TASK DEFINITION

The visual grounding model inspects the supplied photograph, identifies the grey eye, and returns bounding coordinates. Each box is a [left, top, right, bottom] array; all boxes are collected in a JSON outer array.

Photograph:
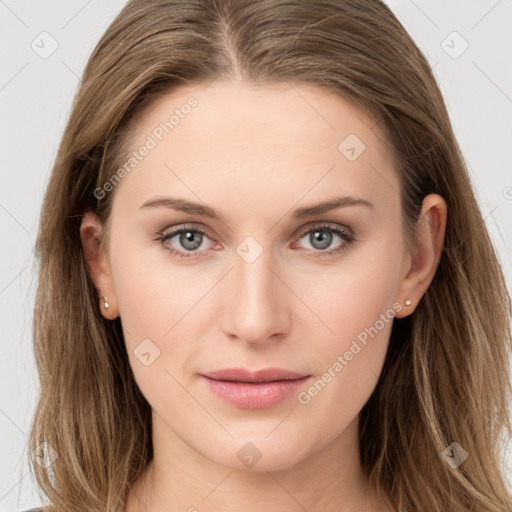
[[177, 230, 203, 251], [308, 230, 333, 250]]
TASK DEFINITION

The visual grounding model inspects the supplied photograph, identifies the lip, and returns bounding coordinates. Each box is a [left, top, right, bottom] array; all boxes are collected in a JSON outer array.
[[201, 367, 312, 409]]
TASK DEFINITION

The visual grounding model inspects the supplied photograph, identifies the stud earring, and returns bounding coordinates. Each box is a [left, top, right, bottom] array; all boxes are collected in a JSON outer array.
[[405, 299, 411, 306], [103, 296, 110, 309]]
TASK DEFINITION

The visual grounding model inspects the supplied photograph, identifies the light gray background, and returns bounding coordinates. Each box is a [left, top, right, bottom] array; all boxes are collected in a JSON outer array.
[[1, 1, 511, 510]]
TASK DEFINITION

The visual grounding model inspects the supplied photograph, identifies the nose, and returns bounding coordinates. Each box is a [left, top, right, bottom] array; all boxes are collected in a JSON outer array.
[[220, 246, 291, 346]]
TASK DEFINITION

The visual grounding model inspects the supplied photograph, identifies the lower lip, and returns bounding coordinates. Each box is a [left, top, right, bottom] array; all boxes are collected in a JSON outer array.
[[202, 376, 311, 409]]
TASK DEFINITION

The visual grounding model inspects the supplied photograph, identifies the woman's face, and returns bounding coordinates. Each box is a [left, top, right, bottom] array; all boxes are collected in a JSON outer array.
[[86, 80, 422, 472]]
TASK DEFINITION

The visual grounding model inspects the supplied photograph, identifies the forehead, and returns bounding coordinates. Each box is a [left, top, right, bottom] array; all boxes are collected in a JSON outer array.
[[112, 80, 400, 220], [132, 79, 382, 154]]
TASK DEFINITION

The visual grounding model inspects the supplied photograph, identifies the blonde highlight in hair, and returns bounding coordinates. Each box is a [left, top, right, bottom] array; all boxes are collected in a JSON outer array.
[[29, 1, 512, 511]]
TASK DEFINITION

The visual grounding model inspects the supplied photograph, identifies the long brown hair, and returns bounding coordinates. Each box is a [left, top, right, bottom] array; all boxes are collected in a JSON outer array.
[[28, 0, 512, 510]]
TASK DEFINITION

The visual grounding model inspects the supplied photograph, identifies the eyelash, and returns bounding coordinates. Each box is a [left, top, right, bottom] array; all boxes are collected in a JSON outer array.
[[153, 223, 356, 259]]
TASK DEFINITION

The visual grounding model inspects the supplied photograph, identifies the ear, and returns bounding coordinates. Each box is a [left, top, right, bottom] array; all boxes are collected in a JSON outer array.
[[394, 194, 447, 319], [80, 211, 119, 320]]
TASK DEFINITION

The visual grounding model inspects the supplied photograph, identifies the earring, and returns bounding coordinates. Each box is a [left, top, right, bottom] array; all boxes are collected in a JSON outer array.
[[103, 296, 110, 309], [405, 298, 411, 306]]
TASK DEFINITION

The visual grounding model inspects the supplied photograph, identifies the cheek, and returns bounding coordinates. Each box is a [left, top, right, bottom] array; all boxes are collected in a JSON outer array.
[[305, 228, 403, 341], [108, 227, 216, 398], [109, 245, 199, 405], [296, 231, 402, 410], [108, 222, 205, 337]]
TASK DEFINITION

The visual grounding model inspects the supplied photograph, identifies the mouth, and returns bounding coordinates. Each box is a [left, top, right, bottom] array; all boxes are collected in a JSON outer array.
[[200, 367, 312, 409]]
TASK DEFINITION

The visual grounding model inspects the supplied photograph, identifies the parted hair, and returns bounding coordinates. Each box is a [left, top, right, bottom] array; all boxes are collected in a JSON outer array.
[[28, 1, 512, 511]]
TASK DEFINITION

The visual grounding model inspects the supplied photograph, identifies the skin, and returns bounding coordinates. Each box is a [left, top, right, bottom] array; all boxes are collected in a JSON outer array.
[[80, 80, 447, 512]]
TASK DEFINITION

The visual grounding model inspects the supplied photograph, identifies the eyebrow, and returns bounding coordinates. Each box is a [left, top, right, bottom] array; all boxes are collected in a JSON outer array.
[[139, 195, 374, 221]]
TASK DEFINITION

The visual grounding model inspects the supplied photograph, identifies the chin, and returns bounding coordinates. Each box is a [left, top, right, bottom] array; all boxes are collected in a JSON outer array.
[[203, 432, 314, 473]]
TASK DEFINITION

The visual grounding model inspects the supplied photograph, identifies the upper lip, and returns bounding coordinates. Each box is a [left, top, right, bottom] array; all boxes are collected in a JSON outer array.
[[201, 367, 309, 383]]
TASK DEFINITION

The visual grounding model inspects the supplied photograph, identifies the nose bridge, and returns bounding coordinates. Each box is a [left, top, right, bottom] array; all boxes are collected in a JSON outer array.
[[236, 247, 275, 302], [221, 236, 288, 342]]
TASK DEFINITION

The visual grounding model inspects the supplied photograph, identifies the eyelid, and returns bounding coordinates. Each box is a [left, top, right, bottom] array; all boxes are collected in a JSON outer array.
[[155, 220, 355, 258], [295, 221, 353, 239], [159, 222, 216, 243], [154, 223, 218, 259], [158, 220, 353, 239]]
